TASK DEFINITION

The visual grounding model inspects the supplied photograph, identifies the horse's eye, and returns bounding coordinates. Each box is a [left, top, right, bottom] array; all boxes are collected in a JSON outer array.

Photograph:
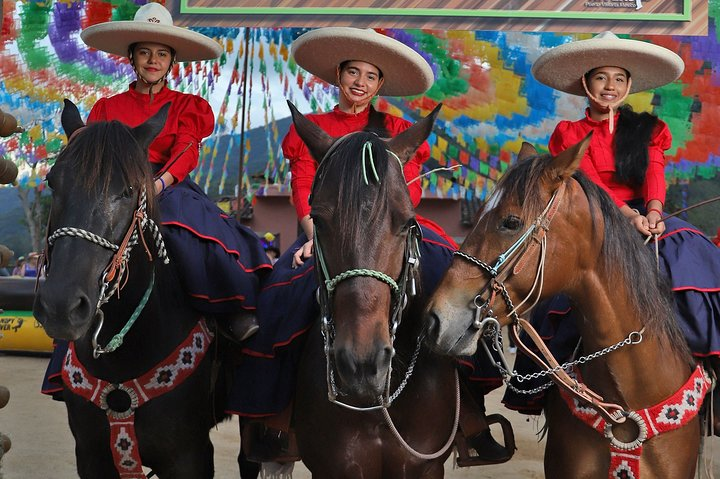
[[500, 215, 523, 232], [119, 186, 134, 199]]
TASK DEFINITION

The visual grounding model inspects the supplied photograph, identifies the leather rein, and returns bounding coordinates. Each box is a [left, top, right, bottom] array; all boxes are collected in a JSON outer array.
[[453, 180, 641, 426]]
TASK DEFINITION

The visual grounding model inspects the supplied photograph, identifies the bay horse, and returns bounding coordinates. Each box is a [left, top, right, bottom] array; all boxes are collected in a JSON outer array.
[[33, 100, 227, 479], [288, 102, 459, 478], [424, 135, 711, 478]]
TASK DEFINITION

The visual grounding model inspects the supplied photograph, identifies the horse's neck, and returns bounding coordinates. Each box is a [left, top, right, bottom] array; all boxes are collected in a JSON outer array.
[[573, 271, 690, 406]]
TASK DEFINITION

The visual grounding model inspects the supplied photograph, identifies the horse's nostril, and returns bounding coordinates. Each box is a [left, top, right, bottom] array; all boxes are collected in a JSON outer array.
[[74, 294, 92, 323], [425, 311, 440, 341]]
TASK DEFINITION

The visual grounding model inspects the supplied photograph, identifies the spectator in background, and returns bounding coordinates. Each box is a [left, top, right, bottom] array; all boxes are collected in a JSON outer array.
[[11, 256, 24, 277], [0, 245, 12, 276], [21, 252, 43, 279]]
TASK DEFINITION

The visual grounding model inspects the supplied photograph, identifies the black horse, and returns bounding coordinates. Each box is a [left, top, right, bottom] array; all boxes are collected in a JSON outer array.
[[34, 100, 228, 479]]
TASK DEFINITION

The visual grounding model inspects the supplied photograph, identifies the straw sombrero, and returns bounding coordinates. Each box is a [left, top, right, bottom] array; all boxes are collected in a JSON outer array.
[[81, 2, 222, 62], [291, 27, 434, 97], [532, 31, 684, 96]]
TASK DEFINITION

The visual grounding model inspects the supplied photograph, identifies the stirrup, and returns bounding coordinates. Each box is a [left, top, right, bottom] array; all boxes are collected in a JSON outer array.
[[242, 422, 301, 464], [454, 413, 516, 467]]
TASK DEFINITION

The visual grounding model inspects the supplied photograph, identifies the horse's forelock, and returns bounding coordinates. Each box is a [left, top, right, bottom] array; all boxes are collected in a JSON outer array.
[[61, 121, 153, 202], [495, 153, 552, 226], [315, 133, 397, 252]]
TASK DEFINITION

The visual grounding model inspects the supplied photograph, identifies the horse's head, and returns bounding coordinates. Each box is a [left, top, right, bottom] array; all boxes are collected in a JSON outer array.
[[289, 101, 440, 402], [425, 134, 595, 356], [34, 99, 168, 340]]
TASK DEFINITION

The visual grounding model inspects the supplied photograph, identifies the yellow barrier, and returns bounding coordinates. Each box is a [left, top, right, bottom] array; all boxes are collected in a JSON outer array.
[[0, 311, 53, 354]]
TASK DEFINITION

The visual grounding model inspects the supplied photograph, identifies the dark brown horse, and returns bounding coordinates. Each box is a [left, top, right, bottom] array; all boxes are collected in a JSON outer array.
[[288, 103, 459, 478], [425, 136, 710, 478], [33, 100, 228, 478]]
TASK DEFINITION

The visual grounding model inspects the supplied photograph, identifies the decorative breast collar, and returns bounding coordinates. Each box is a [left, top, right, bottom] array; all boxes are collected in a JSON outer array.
[[560, 364, 711, 479], [62, 320, 214, 479]]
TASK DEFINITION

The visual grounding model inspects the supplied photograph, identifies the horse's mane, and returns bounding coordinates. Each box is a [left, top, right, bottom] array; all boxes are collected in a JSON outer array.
[[59, 120, 156, 214], [499, 154, 691, 358], [312, 132, 400, 253]]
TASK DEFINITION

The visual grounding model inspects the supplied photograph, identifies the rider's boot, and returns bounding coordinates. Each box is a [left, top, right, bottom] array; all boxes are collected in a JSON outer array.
[[241, 402, 300, 464], [455, 380, 515, 466], [214, 310, 259, 344]]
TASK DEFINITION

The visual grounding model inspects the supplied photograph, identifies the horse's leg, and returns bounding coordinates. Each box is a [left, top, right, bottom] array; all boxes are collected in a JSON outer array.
[[543, 390, 609, 479], [238, 434, 260, 479]]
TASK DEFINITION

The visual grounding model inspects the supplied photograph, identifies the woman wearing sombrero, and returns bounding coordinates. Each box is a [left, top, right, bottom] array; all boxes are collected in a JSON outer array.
[[41, 2, 272, 400], [234, 27, 508, 465], [80, 2, 271, 341], [504, 31, 720, 434]]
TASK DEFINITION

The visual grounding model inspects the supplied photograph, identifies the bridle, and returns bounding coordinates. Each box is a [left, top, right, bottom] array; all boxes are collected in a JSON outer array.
[[309, 136, 460, 460], [454, 179, 644, 426], [314, 218, 422, 411], [45, 185, 169, 358]]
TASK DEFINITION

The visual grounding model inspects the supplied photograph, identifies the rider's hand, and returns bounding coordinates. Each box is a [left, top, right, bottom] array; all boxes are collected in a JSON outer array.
[[646, 210, 666, 235], [292, 238, 314, 268], [629, 213, 651, 236]]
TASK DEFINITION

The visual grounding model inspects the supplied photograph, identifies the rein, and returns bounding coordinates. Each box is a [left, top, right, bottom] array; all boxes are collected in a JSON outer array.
[[454, 180, 639, 426], [45, 186, 169, 357]]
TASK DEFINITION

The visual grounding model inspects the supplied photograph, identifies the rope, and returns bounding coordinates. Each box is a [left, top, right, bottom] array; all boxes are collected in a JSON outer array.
[[361, 141, 380, 185], [48, 227, 119, 251], [94, 272, 155, 355], [325, 268, 399, 296], [382, 369, 460, 460]]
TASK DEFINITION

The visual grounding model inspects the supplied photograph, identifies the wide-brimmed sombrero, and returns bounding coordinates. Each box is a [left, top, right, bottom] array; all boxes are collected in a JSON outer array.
[[532, 31, 684, 96], [81, 2, 222, 62], [291, 27, 434, 97]]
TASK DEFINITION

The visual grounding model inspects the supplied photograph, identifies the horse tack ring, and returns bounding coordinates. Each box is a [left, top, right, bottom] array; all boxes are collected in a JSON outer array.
[[99, 383, 139, 420], [603, 410, 648, 451]]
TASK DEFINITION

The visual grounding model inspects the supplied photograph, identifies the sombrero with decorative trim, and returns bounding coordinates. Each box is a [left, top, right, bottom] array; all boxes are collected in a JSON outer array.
[[291, 27, 434, 97], [81, 2, 222, 62], [532, 31, 684, 96]]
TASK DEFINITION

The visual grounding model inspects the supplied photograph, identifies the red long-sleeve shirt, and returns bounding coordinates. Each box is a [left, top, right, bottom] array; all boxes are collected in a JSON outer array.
[[548, 108, 671, 208], [282, 106, 428, 220], [88, 83, 214, 182]]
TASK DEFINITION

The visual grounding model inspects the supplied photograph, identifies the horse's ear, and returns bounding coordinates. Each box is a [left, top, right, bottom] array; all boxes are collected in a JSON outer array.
[[517, 141, 537, 162], [132, 102, 171, 151], [546, 131, 592, 184], [287, 101, 335, 163], [387, 103, 442, 164], [61, 99, 85, 139]]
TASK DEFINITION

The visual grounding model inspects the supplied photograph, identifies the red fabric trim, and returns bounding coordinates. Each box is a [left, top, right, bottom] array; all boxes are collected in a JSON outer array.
[[161, 221, 272, 273], [189, 292, 248, 303], [672, 285, 720, 293], [260, 266, 316, 292], [61, 321, 214, 477], [421, 237, 457, 250], [240, 326, 313, 358], [654, 227, 707, 242]]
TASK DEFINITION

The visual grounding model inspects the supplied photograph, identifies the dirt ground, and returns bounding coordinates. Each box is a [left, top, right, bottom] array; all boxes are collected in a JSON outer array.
[[0, 353, 717, 478]]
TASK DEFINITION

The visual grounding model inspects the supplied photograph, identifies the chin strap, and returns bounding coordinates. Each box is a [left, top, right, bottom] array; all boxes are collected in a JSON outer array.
[[582, 76, 632, 133]]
